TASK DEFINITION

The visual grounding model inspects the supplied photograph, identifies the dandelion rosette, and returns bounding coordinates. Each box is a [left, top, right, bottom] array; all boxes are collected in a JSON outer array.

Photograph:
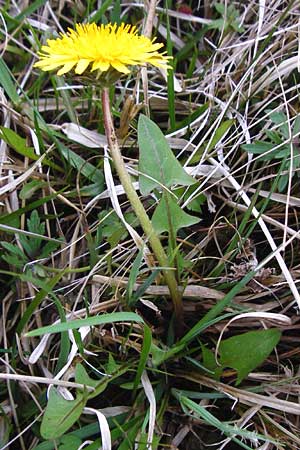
[[34, 22, 171, 79]]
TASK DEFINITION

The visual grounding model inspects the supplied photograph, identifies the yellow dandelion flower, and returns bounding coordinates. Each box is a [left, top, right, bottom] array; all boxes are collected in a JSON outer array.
[[34, 22, 172, 77]]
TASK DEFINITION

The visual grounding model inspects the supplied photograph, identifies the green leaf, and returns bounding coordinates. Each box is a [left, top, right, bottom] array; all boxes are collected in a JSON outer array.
[[1, 253, 26, 269], [59, 143, 104, 185], [75, 182, 104, 197], [138, 115, 195, 195], [265, 129, 282, 144], [27, 209, 44, 232], [19, 209, 59, 259], [34, 416, 142, 450], [152, 193, 200, 234], [0, 58, 20, 104], [219, 328, 281, 385], [243, 141, 290, 161], [106, 353, 119, 374], [215, 2, 226, 14], [25, 312, 144, 337], [19, 180, 47, 200], [242, 141, 275, 154], [272, 146, 290, 159], [76, 362, 129, 399], [181, 185, 206, 213], [40, 388, 86, 440], [75, 364, 100, 392], [58, 435, 82, 450], [0, 126, 35, 156], [1, 241, 28, 269], [0, 126, 60, 170], [1, 241, 27, 259], [201, 345, 223, 380], [39, 240, 62, 259], [212, 4, 245, 33], [20, 210, 45, 257], [269, 111, 289, 139]]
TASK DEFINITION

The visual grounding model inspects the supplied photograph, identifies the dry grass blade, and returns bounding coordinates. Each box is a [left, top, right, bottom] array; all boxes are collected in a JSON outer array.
[[92, 274, 225, 299], [0, 373, 95, 392], [180, 373, 300, 416]]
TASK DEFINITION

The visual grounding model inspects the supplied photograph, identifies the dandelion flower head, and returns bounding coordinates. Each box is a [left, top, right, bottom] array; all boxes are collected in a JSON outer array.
[[34, 22, 171, 77]]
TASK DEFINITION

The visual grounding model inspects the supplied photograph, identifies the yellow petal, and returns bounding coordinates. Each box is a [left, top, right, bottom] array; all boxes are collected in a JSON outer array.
[[111, 62, 130, 74], [57, 61, 77, 75], [75, 59, 91, 74], [91, 60, 110, 72]]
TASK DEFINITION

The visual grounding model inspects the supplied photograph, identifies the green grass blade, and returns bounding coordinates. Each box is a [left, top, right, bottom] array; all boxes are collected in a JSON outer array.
[[17, 270, 67, 334], [178, 271, 256, 346], [88, 0, 114, 23], [177, 395, 278, 448], [133, 324, 152, 390], [0, 58, 20, 104], [50, 294, 71, 375], [25, 312, 144, 337]]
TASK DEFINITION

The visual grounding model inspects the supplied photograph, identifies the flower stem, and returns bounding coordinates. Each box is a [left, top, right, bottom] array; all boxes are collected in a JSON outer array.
[[101, 87, 183, 333]]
